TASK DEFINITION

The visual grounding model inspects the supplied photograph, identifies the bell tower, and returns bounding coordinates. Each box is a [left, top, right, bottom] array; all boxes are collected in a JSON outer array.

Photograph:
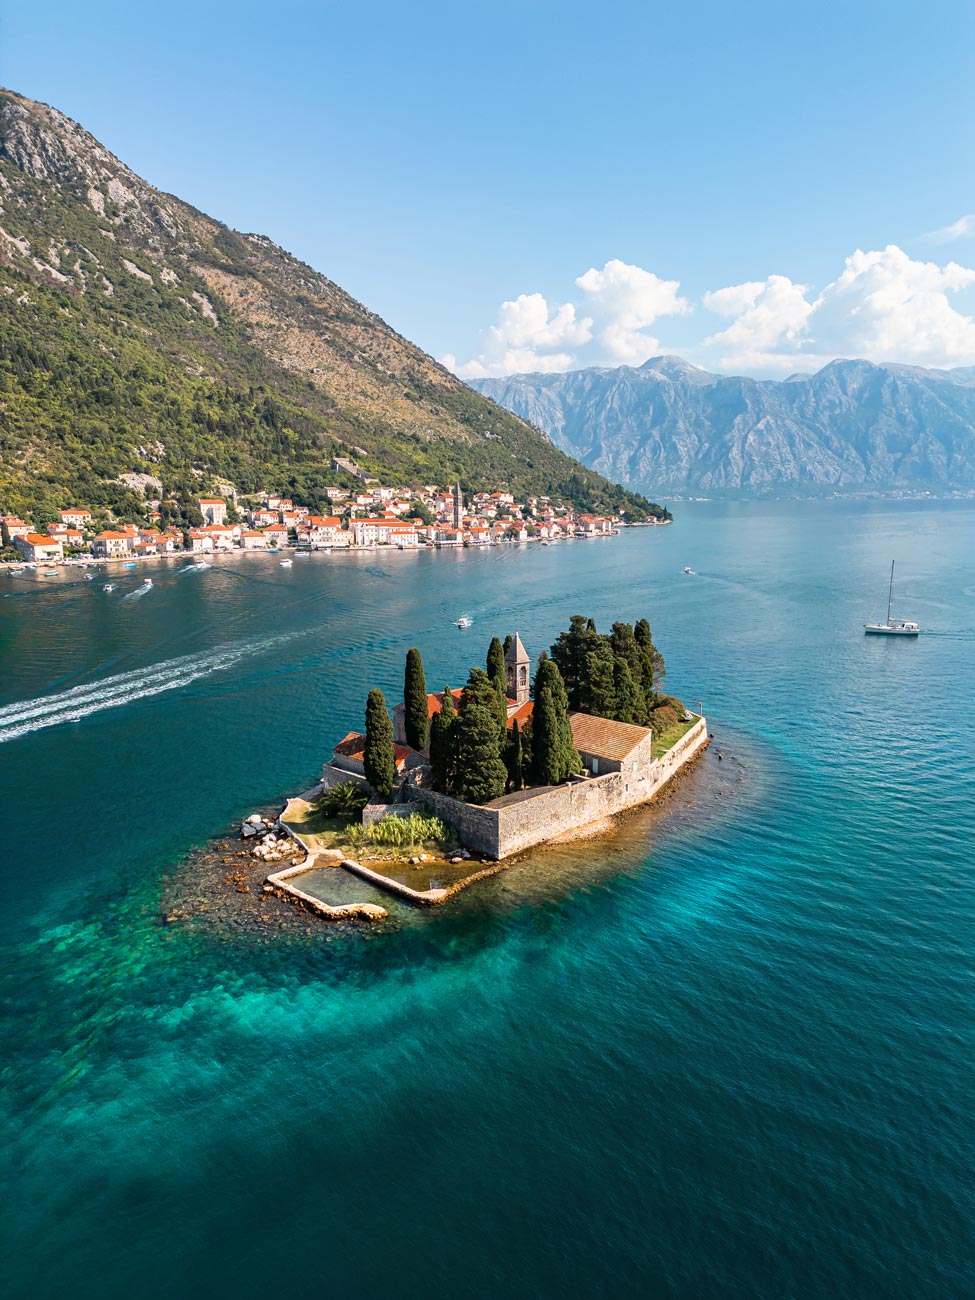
[[504, 633, 531, 706]]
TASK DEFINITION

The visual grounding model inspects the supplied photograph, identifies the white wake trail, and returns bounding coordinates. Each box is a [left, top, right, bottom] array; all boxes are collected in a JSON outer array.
[[0, 639, 280, 744]]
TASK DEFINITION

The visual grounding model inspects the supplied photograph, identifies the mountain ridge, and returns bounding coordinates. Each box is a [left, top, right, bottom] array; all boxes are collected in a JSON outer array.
[[470, 356, 975, 496], [0, 88, 663, 522]]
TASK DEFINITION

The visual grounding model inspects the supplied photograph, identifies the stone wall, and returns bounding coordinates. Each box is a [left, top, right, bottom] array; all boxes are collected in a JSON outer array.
[[408, 717, 709, 859]]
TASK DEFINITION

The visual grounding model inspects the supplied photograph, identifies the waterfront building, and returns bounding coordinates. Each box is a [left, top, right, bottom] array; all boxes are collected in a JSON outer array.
[[14, 533, 65, 563], [92, 530, 132, 559]]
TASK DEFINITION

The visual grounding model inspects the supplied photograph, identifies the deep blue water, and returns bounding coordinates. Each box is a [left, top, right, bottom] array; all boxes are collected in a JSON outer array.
[[1, 501, 973, 1299]]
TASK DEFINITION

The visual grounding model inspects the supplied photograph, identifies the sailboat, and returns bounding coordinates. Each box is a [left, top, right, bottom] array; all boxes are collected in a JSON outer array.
[[864, 562, 920, 637]]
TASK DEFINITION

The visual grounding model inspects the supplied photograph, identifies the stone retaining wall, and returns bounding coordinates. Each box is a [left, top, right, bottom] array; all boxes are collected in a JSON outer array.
[[409, 716, 709, 859], [264, 861, 387, 922]]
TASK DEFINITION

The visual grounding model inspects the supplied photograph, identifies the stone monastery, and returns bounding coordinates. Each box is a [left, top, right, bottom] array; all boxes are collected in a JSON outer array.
[[324, 635, 709, 860]]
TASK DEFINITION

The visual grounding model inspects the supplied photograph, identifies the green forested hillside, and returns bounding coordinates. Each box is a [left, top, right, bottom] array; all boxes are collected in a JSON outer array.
[[0, 88, 668, 524]]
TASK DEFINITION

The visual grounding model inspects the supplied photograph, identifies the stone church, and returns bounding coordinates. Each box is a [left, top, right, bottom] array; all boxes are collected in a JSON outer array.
[[391, 633, 534, 751]]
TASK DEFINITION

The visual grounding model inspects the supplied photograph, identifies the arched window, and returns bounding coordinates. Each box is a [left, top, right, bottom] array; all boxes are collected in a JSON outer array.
[[519, 666, 527, 685]]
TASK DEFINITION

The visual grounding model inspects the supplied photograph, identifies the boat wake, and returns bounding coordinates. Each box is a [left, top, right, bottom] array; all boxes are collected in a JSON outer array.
[[0, 643, 264, 744]]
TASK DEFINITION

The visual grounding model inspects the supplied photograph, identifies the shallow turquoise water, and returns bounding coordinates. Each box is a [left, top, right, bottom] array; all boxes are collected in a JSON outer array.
[[1, 502, 973, 1299]]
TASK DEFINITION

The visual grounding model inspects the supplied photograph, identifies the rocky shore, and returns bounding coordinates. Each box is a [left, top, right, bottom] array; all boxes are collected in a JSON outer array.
[[157, 806, 371, 941]]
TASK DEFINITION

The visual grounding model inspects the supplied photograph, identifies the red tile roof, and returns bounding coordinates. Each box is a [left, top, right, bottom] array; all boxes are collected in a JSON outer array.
[[332, 731, 413, 768], [568, 713, 652, 760], [426, 689, 465, 719]]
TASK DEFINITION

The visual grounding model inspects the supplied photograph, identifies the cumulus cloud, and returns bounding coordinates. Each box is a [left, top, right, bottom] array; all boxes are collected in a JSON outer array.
[[574, 259, 690, 364], [443, 246, 975, 380], [700, 246, 975, 374], [444, 260, 688, 377], [702, 275, 814, 373], [923, 213, 975, 243], [444, 291, 592, 379]]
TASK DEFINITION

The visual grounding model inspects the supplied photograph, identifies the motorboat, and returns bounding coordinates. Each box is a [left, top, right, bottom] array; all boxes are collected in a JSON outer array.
[[84, 574, 94, 581], [684, 566, 693, 574], [279, 558, 293, 567], [864, 561, 920, 637], [103, 583, 116, 592], [456, 615, 473, 629]]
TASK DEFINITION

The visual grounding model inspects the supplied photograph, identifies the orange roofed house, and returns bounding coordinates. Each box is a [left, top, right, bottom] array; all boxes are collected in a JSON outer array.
[[14, 533, 65, 563], [330, 732, 426, 781], [91, 530, 131, 559]]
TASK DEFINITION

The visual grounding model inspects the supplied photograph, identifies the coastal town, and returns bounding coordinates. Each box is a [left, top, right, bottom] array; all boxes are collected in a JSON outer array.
[[1, 468, 668, 567]]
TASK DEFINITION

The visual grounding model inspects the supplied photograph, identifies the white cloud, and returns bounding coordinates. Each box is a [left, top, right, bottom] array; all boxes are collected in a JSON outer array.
[[444, 259, 688, 376], [811, 245, 975, 366], [444, 245, 975, 380], [702, 274, 814, 373], [923, 213, 975, 243], [575, 259, 690, 364], [443, 291, 591, 378], [699, 246, 975, 374]]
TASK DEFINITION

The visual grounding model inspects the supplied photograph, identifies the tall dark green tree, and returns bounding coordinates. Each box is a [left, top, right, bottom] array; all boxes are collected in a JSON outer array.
[[429, 685, 456, 793], [579, 639, 617, 717], [449, 669, 507, 804], [364, 688, 396, 799], [635, 616, 665, 701], [550, 614, 599, 710], [505, 718, 524, 792], [609, 622, 650, 724], [403, 646, 429, 751], [531, 657, 581, 785], [487, 636, 507, 703], [612, 657, 643, 724]]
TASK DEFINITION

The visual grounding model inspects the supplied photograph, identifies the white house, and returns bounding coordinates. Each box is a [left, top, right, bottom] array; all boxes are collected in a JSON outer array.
[[198, 497, 227, 525], [92, 530, 132, 559], [14, 533, 65, 563]]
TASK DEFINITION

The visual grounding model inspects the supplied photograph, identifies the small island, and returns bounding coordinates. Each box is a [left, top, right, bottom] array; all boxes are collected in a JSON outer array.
[[262, 617, 708, 919]]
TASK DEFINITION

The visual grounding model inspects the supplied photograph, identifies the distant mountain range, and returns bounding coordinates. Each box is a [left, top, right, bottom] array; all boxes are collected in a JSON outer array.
[[0, 88, 660, 522], [470, 356, 975, 496]]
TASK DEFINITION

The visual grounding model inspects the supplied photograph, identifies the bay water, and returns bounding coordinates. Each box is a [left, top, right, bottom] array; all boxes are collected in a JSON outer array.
[[1, 501, 973, 1299]]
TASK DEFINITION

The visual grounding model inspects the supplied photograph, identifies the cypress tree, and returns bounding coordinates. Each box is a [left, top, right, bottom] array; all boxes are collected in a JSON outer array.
[[550, 614, 596, 710], [613, 657, 643, 724], [579, 639, 617, 717], [429, 685, 456, 792], [505, 718, 524, 791], [635, 617, 665, 705], [403, 647, 429, 751], [364, 688, 396, 799], [464, 666, 506, 737], [487, 636, 508, 709], [449, 671, 507, 804], [531, 658, 581, 785], [531, 684, 560, 786]]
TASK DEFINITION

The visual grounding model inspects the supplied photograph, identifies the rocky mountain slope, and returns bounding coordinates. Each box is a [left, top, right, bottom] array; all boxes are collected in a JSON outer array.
[[471, 356, 975, 496], [0, 88, 662, 521]]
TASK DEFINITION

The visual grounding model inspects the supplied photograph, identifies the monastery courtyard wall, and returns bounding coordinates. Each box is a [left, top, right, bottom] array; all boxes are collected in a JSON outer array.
[[410, 716, 709, 859]]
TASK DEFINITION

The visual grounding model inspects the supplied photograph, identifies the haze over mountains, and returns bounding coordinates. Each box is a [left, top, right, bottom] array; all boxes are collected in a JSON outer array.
[[0, 88, 659, 521], [471, 357, 975, 496]]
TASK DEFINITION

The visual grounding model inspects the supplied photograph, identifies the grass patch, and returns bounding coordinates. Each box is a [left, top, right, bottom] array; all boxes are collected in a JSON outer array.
[[651, 716, 698, 760]]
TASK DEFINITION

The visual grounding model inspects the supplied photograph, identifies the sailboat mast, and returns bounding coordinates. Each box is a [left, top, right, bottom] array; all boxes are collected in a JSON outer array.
[[887, 561, 894, 625]]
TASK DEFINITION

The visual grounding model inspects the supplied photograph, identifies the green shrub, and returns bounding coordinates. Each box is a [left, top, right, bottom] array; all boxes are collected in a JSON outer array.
[[651, 704, 680, 736], [319, 781, 370, 819]]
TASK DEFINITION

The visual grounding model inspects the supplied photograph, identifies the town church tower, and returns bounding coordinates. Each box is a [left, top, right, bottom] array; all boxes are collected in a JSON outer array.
[[504, 633, 531, 706]]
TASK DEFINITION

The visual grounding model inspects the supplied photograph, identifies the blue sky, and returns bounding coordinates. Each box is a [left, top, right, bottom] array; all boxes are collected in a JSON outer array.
[[3, 0, 975, 376]]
